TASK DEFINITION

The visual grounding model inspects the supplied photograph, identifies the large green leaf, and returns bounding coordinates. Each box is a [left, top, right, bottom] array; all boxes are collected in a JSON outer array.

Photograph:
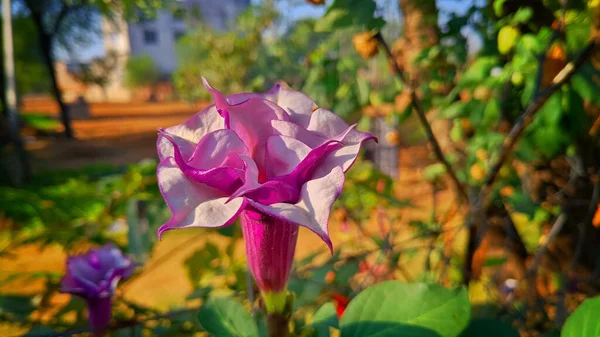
[[561, 296, 600, 337], [459, 318, 519, 337], [313, 302, 339, 337], [197, 297, 258, 337], [340, 282, 470, 337]]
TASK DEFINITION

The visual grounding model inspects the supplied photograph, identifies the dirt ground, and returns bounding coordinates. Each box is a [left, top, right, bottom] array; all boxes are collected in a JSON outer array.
[[0, 98, 460, 335]]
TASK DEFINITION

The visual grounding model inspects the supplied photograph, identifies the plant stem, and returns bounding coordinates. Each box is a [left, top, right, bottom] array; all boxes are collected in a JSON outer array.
[[374, 32, 469, 203], [267, 312, 290, 337]]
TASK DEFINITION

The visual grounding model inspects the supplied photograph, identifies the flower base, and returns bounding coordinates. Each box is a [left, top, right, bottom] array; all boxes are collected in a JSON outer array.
[[240, 209, 299, 294]]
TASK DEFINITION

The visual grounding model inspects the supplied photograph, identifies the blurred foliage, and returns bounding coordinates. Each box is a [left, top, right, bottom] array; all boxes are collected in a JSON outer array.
[[125, 54, 160, 89], [2, 0, 600, 336], [173, 4, 279, 100]]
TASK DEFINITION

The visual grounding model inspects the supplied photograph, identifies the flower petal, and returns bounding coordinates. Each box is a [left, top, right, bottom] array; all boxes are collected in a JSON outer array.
[[229, 154, 299, 205], [262, 83, 318, 128], [162, 132, 245, 193], [246, 166, 345, 252], [202, 78, 289, 157], [157, 105, 224, 160], [265, 135, 312, 178], [313, 129, 377, 179], [270, 120, 326, 148], [157, 157, 246, 238], [308, 108, 373, 143], [186, 129, 249, 169]]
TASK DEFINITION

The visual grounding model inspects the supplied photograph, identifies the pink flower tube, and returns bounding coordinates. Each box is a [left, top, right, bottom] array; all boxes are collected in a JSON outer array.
[[157, 79, 375, 312]]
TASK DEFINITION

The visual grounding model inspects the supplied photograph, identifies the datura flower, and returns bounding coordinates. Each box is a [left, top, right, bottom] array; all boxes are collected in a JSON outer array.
[[60, 244, 133, 333], [157, 79, 375, 312]]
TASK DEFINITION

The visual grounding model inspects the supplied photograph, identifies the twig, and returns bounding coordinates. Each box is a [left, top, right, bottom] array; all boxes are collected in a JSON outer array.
[[374, 32, 469, 202], [479, 41, 597, 200], [462, 41, 598, 284], [525, 214, 567, 281]]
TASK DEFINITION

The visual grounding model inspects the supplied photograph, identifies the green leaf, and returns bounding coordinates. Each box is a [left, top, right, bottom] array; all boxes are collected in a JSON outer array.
[[459, 318, 519, 337], [482, 98, 500, 128], [498, 26, 520, 55], [197, 297, 258, 337], [483, 256, 508, 267], [0, 295, 36, 321], [460, 57, 499, 86], [493, 0, 506, 16], [315, 0, 385, 32], [340, 282, 471, 337], [538, 92, 563, 125], [511, 7, 533, 24], [313, 302, 339, 337], [357, 115, 372, 132], [437, 101, 467, 119], [356, 77, 371, 106], [561, 296, 600, 337], [423, 163, 447, 182]]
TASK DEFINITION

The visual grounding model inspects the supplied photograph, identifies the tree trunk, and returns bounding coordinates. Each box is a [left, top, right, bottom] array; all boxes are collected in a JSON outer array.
[[2, 0, 30, 184], [24, 0, 74, 139], [39, 35, 73, 138], [396, 0, 441, 83]]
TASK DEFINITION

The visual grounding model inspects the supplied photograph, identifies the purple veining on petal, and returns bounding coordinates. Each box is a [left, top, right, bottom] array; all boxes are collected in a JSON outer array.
[[273, 139, 342, 187], [217, 108, 230, 129], [241, 180, 299, 205], [162, 132, 244, 194]]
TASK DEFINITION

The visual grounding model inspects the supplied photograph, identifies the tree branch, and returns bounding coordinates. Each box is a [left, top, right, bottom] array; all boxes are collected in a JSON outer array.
[[478, 41, 597, 201], [462, 40, 597, 285], [374, 32, 469, 202], [52, 3, 71, 36]]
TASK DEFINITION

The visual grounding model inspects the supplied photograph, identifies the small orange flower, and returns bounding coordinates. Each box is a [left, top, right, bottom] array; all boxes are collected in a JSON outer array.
[[592, 204, 600, 228], [352, 32, 379, 59], [500, 186, 514, 197], [470, 163, 486, 182], [325, 271, 336, 284]]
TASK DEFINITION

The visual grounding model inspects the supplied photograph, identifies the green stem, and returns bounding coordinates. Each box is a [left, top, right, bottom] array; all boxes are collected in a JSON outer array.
[[263, 291, 287, 314]]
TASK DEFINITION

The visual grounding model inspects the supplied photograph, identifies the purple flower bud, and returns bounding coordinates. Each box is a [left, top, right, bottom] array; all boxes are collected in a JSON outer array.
[[60, 244, 133, 333]]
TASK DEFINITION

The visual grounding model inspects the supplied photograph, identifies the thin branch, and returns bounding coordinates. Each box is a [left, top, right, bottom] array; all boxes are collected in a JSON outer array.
[[374, 32, 469, 202], [462, 41, 597, 285], [52, 3, 70, 36], [479, 41, 597, 201], [525, 214, 567, 281]]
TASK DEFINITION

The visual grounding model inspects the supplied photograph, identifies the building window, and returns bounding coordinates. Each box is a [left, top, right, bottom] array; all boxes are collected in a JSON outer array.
[[174, 30, 185, 41], [143, 29, 158, 45]]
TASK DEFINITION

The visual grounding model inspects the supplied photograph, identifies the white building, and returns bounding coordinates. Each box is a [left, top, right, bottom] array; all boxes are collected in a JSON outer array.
[[101, 0, 250, 101]]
